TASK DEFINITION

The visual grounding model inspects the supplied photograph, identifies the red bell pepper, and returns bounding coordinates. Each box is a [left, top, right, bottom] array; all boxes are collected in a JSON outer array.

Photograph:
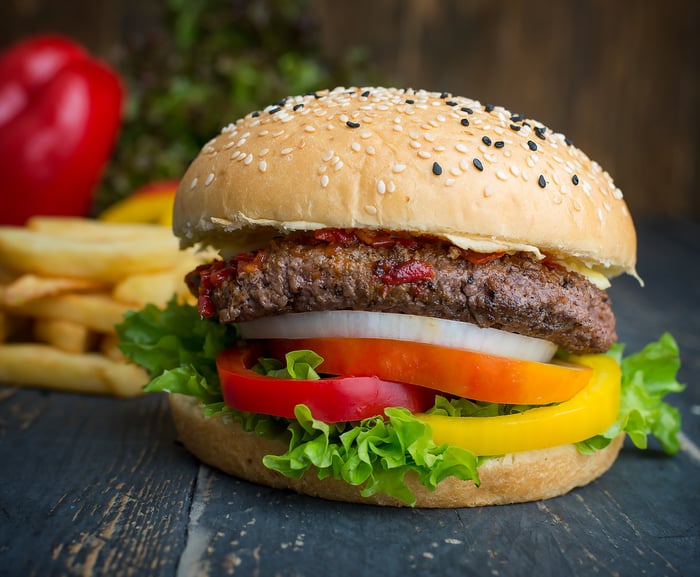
[[0, 35, 123, 225]]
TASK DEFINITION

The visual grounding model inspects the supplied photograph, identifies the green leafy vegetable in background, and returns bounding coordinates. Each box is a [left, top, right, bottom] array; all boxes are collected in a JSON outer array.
[[96, 0, 380, 214]]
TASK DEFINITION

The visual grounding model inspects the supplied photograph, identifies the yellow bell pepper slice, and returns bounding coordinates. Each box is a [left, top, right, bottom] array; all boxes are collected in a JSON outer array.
[[416, 354, 620, 456], [99, 180, 178, 226]]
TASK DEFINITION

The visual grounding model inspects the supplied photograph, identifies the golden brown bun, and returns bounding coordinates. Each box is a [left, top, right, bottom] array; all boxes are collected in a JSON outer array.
[[173, 87, 636, 277], [169, 394, 624, 508]]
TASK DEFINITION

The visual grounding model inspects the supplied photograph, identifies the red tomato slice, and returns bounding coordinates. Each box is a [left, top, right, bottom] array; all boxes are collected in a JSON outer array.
[[266, 338, 592, 405], [216, 343, 436, 423]]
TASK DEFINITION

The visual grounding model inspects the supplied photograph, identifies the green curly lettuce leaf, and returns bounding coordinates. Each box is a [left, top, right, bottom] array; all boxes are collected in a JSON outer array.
[[576, 333, 685, 455]]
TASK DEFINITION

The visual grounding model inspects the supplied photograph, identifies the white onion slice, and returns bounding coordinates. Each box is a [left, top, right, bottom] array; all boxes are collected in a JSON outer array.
[[237, 311, 557, 363]]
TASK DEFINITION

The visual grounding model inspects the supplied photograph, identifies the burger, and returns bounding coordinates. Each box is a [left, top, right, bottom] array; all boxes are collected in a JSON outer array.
[[118, 86, 683, 507]]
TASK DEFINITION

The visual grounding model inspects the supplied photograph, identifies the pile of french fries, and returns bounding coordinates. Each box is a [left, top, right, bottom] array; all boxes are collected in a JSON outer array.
[[0, 217, 208, 397]]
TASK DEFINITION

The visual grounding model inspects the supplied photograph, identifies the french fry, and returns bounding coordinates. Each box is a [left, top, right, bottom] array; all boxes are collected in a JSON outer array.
[[5, 292, 132, 334], [0, 217, 208, 397], [1, 274, 104, 306], [26, 216, 177, 241], [100, 332, 127, 362], [33, 318, 96, 354], [0, 226, 182, 282], [0, 343, 148, 397]]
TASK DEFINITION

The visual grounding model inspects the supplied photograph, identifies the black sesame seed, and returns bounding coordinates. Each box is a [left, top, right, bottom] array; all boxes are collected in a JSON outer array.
[[346, 121, 360, 128], [572, 174, 580, 186], [432, 162, 443, 176], [485, 103, 495, 112], [538, 174, 547, 188], [527, 140, 538, 151], [440, 92, 449, 99], [268, 106, 281, 114], [274, 98, 287, 107], [509, 124, 521, 132], [494, 141, 505, 149], [405, 99, 415, 104], [473, 158, 484, 171], [482, 136, 492, 146], [446, 101, 458, 107], [565, 136, 574, 146], [534, 126, 546, 140], [361, 90, 371, 97], [293, 103, 304, 111], [251, 111, 260, 118], [461, 118, 470, 127], [510, 113, 523, 122], [461, 107, 474, 114]]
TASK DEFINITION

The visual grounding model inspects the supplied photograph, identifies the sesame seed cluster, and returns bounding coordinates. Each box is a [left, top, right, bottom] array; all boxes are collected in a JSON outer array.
[[175, 86, 636, 274]]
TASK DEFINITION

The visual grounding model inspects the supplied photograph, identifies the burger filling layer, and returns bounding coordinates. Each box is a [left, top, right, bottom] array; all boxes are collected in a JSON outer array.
[[186, 229, 616, 354]]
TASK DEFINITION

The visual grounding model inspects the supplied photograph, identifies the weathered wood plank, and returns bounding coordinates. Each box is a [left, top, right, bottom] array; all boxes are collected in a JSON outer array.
[[0, 390, 196, 577]]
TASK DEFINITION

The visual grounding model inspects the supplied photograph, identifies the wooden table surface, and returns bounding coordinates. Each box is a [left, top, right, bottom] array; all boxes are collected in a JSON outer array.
[[1, 219, 698, 577]]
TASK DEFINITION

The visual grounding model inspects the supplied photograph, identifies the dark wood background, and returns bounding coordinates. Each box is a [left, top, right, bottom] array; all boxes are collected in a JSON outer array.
[[2, 0, 698, 220]]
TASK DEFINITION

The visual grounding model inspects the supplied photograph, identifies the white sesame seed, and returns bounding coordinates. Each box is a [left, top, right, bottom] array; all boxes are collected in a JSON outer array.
[[334, 160, 344, 171], [259, 129, 269, 136], [393, 125, 403, 132], [509, 165, 520, 177], [526, 157, 536, 168], [388, 180, 396, 193], [304, 125, 316, 133], [259, 148, 269, 157], [393, 163, 407, 173], [244, 153, 253, 165], [573, 199, 583, 212], [604, 201, 611, 212], [450, 167, 461, 177], [281, 147, 293, 156], [272, 130, 285, 138], [258, 160, 267, 173], [459, 158, 471, 171], [483, 185, 493, 197], [223, 141, 235, 150], [377, 179, 386, 194], [445, 178, 456, 187], [321, 174, 329, 188], [613, 188, 623, 199], [366, 146, 376, 156], [410, 140, 421, 149], [455, 143, 468, 154], [351, 142, 361, 152], [424, 133, 436, 142], [418, 150, 431, 159], [322, 150, 334, 162], [496, 170, 508, 181], [365, 205, 378, 215], [433, 145, 446, 152], [553, 172, 561, 185], [205, 173, 215, 186], [190, 177, 198, 190], [552, 194, 563, 205]]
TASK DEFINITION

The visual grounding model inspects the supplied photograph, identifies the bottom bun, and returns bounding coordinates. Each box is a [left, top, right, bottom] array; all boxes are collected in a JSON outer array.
[[169, 394, 624, 508]]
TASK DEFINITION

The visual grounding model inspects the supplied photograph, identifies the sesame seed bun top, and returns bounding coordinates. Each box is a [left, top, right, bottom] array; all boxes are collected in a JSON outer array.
[[173, 86, 637, 278]]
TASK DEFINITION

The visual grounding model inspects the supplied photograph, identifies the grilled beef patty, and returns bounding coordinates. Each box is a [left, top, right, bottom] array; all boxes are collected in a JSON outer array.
[[187, 230, 616, 354]]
